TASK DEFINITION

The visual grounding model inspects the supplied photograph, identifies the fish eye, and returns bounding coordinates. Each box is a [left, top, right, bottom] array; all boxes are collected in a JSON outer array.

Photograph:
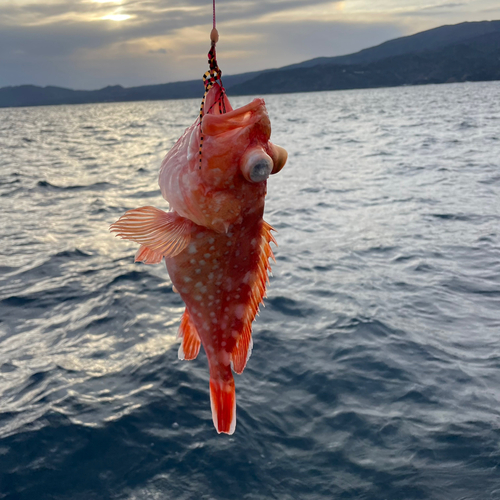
[[249, 159, 273, 182], [241, 148, 273, 183]]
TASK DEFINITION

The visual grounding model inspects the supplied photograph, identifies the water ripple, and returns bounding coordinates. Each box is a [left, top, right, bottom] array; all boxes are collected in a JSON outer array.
[[1, 82, 500, 499]]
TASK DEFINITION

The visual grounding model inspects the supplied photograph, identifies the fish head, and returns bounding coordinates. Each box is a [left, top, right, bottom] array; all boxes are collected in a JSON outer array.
[[159, 84, 287, 232]]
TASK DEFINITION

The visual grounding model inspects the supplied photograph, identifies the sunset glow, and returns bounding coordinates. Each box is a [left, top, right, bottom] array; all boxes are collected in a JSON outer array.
[[0, 0, 499, 90], [101, 13, 132, 22]]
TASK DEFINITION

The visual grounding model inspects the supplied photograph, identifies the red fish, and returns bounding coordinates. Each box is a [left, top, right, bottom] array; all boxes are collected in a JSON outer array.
[[110, 83, 287, 434]]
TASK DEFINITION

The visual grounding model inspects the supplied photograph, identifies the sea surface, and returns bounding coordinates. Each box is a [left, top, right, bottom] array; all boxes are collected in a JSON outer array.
[[1, 81, 500, 500]]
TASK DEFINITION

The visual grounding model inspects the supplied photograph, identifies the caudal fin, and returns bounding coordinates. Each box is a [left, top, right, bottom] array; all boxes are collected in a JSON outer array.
[[209, 378, 236, 435]]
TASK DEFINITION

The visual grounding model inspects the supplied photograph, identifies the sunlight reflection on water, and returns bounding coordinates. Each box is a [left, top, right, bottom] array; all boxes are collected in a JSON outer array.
[[1, 82, 500, 499]]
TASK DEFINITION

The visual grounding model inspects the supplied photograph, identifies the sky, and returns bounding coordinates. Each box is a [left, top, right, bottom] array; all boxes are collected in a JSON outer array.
[[1, 0, 499, 90]]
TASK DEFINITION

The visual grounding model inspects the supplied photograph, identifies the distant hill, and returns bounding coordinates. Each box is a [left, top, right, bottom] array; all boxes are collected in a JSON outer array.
[[278, 19, 500, 70], [0, 71, 270, 108], [230, 29, 500, 95], [1, 20, 499, 108]]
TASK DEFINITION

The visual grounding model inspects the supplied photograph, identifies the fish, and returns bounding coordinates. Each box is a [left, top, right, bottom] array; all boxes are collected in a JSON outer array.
[[110, 82, 287, 434]]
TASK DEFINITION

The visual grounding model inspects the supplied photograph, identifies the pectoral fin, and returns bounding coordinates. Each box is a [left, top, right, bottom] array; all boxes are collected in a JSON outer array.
[[110, 206, 192, 261], [134, 245, 163, 264]]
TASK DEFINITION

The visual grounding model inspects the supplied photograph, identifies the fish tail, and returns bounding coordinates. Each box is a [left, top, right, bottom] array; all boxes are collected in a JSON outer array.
[[209, 376, 236, 435]]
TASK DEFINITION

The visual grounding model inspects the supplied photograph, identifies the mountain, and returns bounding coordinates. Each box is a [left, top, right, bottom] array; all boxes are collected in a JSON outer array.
[[230, 29, 500, 95], [0, 69, 277, 108], [278, 19, 500, 70], [1, 20, 499, 108]]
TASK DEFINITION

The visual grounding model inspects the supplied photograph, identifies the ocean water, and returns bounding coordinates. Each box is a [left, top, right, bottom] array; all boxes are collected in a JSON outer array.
[[1, 81, 500, 500]]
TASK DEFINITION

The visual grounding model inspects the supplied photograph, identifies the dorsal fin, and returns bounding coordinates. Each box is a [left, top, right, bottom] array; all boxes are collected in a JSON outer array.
[[231, 221, 276, 374], [110, 206, 192, 261], [177, 308, 201, 361]]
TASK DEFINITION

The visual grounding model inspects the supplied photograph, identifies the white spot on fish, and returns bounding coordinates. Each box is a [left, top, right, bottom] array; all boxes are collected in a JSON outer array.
[[204, 253, 211, 258], [190, 259, 196, 264], [218, 349, 231, 366], [209, 246, 215, 251], [195, 269, 201, 274], [199, 260, 206, 266], [195, 282, 203, 288], [208, 237, 215, 244], [235, 304, 245, 319], [184, 277, 192, 283], [227, 241, 232, 247], [196, 233, 205, 239], [188, 244, 197, 254], [211, 318, 218, 324], [194, 295, 202, 301]]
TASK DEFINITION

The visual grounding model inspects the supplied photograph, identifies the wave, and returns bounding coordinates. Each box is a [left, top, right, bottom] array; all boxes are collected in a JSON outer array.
[[36, 180, 112, 191]]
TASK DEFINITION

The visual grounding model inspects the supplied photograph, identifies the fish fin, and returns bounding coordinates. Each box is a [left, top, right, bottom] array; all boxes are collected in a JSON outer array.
[[231, 326, 253, 375], [177, 309, 201, 361], [209, 377, 236, 435], [110, 206, 192, 259], [231, 221, 276, 374], [134, 245, 164, 264]]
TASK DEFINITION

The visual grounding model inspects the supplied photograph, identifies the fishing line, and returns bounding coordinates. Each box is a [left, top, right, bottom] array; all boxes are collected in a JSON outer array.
[[198, 0, 226, 170]]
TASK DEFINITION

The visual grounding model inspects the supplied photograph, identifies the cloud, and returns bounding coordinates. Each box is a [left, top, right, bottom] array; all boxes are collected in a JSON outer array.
[[392, 1, 468, 16], [148, 48, 168, 54], [0, 0, 497, 89]]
